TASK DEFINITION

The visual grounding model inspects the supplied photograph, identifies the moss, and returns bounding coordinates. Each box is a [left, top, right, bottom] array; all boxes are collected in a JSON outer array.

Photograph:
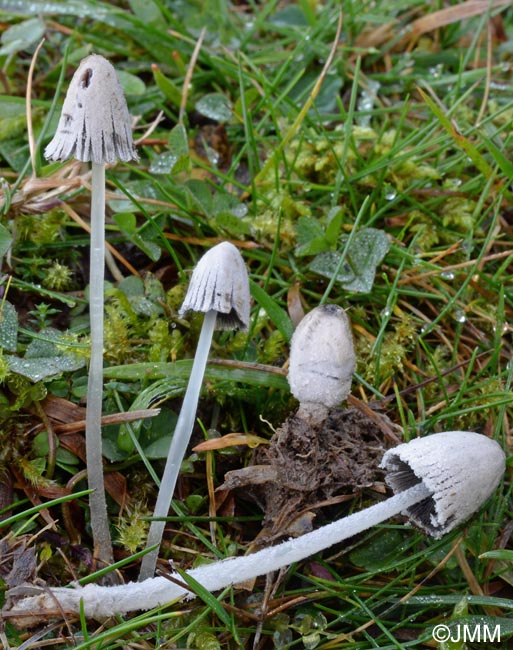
[[16, 210, 68, 245], [260, 329, 287, 365], [356, 315, 418, 384], [0, 352, 10, 382], [103, 303, 132, 364], [441, 197, 477, 233], [116, 505, 151, 554], [42, 261, 74, 291]]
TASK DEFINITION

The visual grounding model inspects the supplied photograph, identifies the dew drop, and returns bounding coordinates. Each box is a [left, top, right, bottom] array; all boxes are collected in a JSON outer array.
[[440, 270, 455, 280], [231, 204, 248, 219], [453, 309, 467, 323], [429, 64, 443, 78]]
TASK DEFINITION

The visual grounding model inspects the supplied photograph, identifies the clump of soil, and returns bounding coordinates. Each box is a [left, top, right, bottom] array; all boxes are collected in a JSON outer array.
[[220, 405, 400, 542]]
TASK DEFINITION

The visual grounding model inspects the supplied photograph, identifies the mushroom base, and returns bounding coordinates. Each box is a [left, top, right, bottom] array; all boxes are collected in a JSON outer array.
[[220, 405, 399, 542]]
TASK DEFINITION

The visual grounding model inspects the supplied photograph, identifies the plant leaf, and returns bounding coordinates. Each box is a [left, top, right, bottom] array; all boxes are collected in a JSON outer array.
[[6, 329, 85, 381], [0, 223, 13, 257], [0, 300, 18, 351], [250, 280, 294, 341], [295, 216, 328, 256], [195, 93, 233, 122], [310, 227, 390, 293]]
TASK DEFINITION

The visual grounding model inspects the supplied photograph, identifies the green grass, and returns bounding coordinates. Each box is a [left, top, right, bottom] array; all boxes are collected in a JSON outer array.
[[1, 0, 513, 647]]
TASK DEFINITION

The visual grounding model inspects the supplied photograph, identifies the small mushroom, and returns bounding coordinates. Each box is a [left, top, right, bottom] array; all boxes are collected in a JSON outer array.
[[11, 431, 504, 618], [45, 54, 138, 568], [138, 241, 250, 581], [288, 304, 356, 423]]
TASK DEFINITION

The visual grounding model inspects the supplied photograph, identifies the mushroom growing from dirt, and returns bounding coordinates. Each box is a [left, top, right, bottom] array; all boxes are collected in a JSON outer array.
[[8, 431, 504, 619], [220, 303, 364, 538], [138, 241, 250, 581], [45, 54, 138, 568]]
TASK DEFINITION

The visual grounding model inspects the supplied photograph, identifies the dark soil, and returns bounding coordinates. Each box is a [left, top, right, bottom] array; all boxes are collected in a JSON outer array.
[[220, 405, 399, 542]]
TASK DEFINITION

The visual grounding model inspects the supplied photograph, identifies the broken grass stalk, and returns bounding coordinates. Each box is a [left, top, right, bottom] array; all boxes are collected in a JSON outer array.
[[10, 430, 505, 618], [138, 242, 250, 581], [45, 54, 138, 568]]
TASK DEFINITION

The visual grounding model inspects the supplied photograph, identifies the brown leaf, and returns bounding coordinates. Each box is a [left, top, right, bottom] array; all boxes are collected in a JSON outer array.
[[193, 432, 269, 452], [410, 0, 512, 37]]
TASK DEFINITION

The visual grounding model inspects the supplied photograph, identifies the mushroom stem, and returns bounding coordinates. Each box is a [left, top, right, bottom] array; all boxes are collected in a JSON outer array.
[[139, 309, 218, 581], [13, 483, 431, 618], [85, 161, 113, 567]]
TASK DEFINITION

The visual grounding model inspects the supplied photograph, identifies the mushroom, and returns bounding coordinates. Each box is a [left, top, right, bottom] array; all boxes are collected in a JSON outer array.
[[288, 304, 356, 423], [45, 54, 138, 567], [10, 431, 504, 618], [381, 430, 505, 538], [138, 241, 250, 581]]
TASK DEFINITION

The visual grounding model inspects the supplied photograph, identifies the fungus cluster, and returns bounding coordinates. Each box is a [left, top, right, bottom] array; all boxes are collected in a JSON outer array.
[[10, 55, 505, 619]]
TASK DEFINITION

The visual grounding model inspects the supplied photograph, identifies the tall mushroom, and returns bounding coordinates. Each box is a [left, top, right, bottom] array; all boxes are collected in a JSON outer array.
[[45, 54, 138, 567], [9, 430, 505, 618], [138, 241, 250, 581]]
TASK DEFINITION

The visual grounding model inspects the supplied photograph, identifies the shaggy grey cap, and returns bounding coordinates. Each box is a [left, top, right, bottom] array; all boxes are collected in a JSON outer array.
[[179, 241, 250, 330], [45, 54, 138, 165], [381, 430, 506, 538], [288, 304, 356, 409]]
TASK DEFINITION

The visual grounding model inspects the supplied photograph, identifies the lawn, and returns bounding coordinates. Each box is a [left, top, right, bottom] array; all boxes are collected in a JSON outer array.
[[1, 0, 513, 648]]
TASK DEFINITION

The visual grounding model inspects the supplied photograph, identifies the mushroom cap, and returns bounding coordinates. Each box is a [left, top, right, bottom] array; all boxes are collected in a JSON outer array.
[[288, 304, 356, 409], [45, 54, 138, 165], [381, 430, 506, 539], [179, 241, 250, 331]]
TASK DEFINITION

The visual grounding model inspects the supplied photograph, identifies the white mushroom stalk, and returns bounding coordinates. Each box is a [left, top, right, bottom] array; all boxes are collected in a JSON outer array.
[[9, 431, 504, 619], [45, 54, 138, 567], [288, 304, 356, 422], [138, 242, 250, 581]]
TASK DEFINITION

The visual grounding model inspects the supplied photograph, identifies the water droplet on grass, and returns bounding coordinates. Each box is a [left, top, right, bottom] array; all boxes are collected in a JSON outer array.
[[453, 309, 467, 323]]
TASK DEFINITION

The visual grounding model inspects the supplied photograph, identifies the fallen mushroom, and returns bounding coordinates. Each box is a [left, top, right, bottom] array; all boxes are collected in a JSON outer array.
[[138, 241, 250, 581], [7, 430, 504, 619], [45, 54, 138, 567], [288, 304, 356, 423]]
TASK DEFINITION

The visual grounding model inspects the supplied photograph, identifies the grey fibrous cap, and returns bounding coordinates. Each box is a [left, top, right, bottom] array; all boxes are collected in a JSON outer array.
[[179, 241, 250, 330], [288, 304, 356, 409], [45, 54, 138, 165], [381, 430, 506, 539]]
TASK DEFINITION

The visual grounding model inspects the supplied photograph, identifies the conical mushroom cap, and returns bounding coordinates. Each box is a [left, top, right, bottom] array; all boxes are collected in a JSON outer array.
[[179, 242, 250, 331], [45, 54, 138, 165], [288, 304, 356, 409], [381, 431, 505, 539]]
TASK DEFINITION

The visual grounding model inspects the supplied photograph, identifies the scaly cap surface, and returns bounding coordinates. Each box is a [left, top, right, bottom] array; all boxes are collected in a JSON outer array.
[[381, 430, 505, 538], [288, 304, 356, 408], [179, 242, 250, 331], [45, 54, 138, 165]]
